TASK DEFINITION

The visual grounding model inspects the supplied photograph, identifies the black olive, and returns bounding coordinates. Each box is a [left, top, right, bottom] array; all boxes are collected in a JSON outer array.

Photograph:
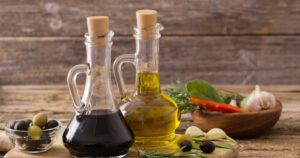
[[180, 140, 193, 152], [25, 137, 51, 149], [24, 119, 32, 126], [40, 137, 52, 144], [26, 139, 43, 149], [10, 121, 18, 129], [40, 133, 52, 144], [45, 120, 59, 129], [14, 121, 30, 131], [200, 140, 215, 153]]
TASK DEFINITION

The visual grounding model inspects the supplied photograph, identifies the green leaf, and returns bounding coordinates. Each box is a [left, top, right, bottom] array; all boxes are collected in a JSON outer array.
[[164, 80, 229, 113], [212, 141, 235, 149], [240, 96, 249, 109], [186, 80, 225, 103], [141, 151, 205, 158], [192, 141, 200, 150]]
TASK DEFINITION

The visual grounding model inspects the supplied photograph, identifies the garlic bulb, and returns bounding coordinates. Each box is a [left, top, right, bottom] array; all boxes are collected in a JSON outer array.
[[206, 128, 227, 140], [242, 85, 276, 112], [185, 126, 205, 137]]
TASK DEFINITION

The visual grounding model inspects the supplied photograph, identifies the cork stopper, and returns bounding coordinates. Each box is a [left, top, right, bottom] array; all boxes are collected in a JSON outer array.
[[136, 9, 157, 29], [87, 16, 109, 37], [86, 16, 109, 47], [136, 9, 157, 40]]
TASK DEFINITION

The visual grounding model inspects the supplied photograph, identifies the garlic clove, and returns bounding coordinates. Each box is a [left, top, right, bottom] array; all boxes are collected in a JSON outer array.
[[259, 91, 276, 109], [185, 126, 205, 137], [206, 128, 227, 140], [229, 99, 237, 107], [247, 94, 263, 112]]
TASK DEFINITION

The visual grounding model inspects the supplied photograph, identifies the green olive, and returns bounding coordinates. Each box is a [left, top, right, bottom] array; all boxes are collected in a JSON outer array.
[[32, 112, 48, 127], [28, 125, 42, 140]]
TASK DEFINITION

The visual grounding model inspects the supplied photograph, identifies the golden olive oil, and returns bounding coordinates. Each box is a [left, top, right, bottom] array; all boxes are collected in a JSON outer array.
[[122, 72, 181, 149]]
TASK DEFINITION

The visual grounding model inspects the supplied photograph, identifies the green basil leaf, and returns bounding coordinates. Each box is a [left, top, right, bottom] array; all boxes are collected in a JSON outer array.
[[186, 80, 225, 103]]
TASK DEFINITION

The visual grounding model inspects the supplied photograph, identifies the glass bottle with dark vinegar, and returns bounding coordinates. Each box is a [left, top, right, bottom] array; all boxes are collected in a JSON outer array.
[[113, 10, 180, 150], [63, 16, 134, 157]]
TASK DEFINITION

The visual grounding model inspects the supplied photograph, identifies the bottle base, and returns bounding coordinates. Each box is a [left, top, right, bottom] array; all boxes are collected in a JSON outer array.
[[134, 133, 177, 150], [67, 148, 129, 158]]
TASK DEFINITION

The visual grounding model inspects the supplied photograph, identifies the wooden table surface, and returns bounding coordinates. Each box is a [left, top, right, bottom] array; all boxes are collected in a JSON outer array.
[[0, 85, 299, 158]]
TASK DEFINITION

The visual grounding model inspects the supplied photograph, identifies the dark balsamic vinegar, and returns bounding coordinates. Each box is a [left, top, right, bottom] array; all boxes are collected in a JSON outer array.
[[63, 110, 134, 157]]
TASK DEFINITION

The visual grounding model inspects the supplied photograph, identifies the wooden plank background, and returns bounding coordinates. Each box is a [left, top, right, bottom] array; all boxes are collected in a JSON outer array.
[[0, 0, 299, 85]]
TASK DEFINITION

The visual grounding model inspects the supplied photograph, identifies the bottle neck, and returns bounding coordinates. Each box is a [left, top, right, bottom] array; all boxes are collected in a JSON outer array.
[[84, 32, 117, 112], [134, 30, 161, 96], [135, 38, 159, 73]]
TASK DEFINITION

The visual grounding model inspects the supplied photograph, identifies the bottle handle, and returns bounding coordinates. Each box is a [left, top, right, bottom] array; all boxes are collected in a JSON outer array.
[[67, 64, 91, 114], [113, 54, 135, 97]]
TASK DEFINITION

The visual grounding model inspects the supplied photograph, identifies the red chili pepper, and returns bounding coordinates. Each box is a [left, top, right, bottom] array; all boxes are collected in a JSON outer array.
[[189, 97, 245, 113]]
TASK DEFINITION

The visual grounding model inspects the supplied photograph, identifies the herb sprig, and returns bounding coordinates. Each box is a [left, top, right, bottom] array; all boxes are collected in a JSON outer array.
[[163, 83, 197, 113], [139, 136, 236, 157], [140, 151, 205, 158], [163, 80, 231, 113]]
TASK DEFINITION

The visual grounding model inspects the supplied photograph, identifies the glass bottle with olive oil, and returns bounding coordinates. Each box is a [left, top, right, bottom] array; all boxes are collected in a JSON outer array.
[[113, 9, 180, 150]]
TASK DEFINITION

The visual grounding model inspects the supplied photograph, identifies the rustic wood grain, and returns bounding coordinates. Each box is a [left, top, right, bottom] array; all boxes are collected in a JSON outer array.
[[0, 36, 300, 85], [0, 0, 299, 85], [0, 85, 299, 157], [0, 0, 299, 36]]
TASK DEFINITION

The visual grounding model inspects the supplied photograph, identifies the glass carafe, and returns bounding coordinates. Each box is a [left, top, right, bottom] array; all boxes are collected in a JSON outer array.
[[113, 24, 180, 149], [63, 30, 134, 157]]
